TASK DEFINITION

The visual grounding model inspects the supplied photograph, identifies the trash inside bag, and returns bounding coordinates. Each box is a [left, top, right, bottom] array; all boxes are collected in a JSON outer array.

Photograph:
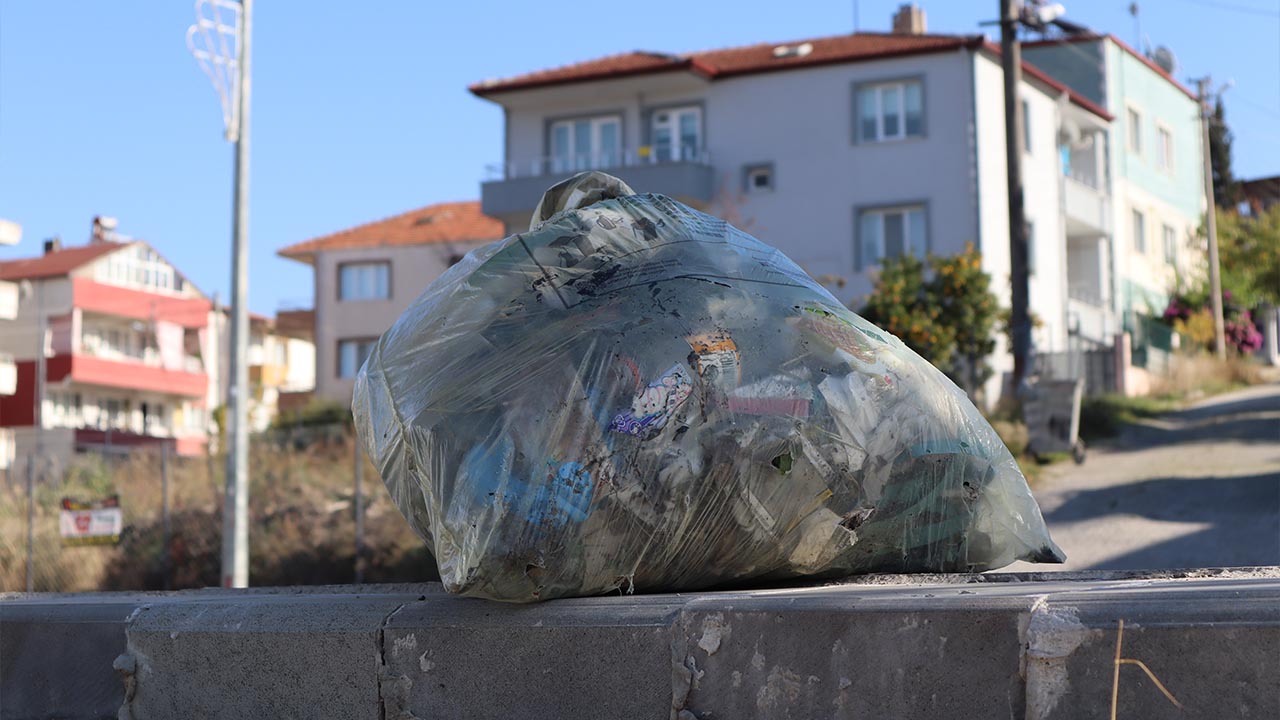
[[353, 171, 1064, 603]]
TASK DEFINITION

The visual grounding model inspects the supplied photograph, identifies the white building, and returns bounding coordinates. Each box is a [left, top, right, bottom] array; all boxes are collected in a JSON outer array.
[[0, 227, 218, 476], [472, 8, 1120, 401], [277, 201, 504, 402]]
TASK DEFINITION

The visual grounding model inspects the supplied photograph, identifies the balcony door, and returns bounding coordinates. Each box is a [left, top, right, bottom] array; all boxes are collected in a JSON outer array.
[[651, 106, 700, 163], [551, 115, 620, 173]]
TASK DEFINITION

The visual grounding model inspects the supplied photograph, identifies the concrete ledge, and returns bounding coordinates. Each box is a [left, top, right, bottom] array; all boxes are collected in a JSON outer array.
[[3, 569, 1278, 719]]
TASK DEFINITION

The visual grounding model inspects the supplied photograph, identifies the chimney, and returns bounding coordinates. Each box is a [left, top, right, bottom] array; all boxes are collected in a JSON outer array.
[[44, 236, 62, 255], [892, 3, 927, 34]]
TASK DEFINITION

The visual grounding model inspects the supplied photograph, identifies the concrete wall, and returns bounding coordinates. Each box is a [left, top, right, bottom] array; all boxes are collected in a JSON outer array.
[[313, 241, 491, 402], [3, 569, 1278, 719]]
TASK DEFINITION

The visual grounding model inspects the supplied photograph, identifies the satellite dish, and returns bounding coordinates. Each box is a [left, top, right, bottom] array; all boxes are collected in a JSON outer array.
[[1152, 46, 1178, 75]]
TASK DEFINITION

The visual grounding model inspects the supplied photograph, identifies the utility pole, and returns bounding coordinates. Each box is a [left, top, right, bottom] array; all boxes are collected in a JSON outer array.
[[188, 0, 253, 588], [221, 0, 253, 588], [1001, 0, 1032, 389], [1196, 77, 1227, 360]]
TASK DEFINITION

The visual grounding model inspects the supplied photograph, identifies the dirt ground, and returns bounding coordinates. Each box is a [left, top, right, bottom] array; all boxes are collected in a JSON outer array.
[[1009, 381, 1280, 572]]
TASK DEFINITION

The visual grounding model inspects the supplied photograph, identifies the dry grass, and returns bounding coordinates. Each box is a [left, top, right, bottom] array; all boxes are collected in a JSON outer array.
[[1150, 354, 1266, 400], [0, 433, 434, 593]]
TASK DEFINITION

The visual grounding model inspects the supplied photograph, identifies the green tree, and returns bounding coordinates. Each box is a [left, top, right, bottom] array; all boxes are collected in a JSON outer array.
[[860, 253, 955, 368], [1209, 97, 1239, 208], [860, 244, 998, 397], [1217, 204, 1280, 307], [932, 245, 997, 394]]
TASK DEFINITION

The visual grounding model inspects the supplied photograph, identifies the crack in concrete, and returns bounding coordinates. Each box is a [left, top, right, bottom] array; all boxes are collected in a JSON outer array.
[[376, 601, 415, 720]]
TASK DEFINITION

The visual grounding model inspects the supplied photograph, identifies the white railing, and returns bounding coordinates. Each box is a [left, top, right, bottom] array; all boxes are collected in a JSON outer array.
[[485, 147, 712, 181]]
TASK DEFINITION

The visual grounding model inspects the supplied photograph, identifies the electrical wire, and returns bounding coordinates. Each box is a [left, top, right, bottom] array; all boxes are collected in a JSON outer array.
[[1166, 0, 1280, 18]]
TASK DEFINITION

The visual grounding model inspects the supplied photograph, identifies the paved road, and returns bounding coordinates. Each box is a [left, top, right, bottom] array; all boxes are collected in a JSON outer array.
[[1009, 381, 1280, 572]]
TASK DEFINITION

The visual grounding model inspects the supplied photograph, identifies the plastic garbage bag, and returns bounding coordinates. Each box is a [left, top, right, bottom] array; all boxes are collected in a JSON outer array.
[[354, 171, 1064, 602]]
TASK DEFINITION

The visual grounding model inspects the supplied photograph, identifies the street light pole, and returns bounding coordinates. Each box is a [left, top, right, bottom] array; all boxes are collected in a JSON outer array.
[[1001, 0, 1032, 389], [1196, 77, 1227, 360], [219, 0, 252, 588], [221, 0, 253, 588]]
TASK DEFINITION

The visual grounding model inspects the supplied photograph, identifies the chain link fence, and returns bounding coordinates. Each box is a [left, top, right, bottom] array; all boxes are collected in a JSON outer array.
[[0, 428, 435, 593]]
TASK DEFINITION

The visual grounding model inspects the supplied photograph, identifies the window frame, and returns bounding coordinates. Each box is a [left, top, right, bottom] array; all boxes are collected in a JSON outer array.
[[1131, 208, 1147, 255], [336, 260, 391, 302], [645, 103, 703, 163], [546, 111, 624, 173], [742, 163, 775, 193], [1155, 122, 1174, 174], [1126, 104, 1144, 156], [1162, 223, 1177, 265], [852, 76, 926, 144], [854, 201, 930, 271], [336, 337, 379, 379]]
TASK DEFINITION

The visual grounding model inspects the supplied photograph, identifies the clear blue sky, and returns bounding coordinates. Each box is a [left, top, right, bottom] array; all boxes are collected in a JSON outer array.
[[2, 0, 1276, 314]]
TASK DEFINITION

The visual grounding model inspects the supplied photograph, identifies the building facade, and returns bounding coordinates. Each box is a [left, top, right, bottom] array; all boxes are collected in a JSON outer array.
[[278, 201, 504, 402], [0, 219, 21, 469], [471, 18, 1128, 400], [0, 233, 216, 476], [1024, 34, 1207, 342]]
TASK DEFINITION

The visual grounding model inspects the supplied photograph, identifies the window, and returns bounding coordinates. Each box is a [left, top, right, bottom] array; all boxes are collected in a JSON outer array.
[[1162, 224, 1177, 264], [550, 115, 621, 172], [1022, 99, 1032, 154], [274, 340, 287, 367], [1156, 125, 1173, 172], [1126, 107, 1142, 154], [650, 106, 700, 162], [743, 164, 774, 193], [94, 245, 182, 294], [1132, 209, 1147, 254], [338, 338, 376, 378], [856, 205, 927, 270], [856, 80, 924, 143], [338, 262, 389, 301]]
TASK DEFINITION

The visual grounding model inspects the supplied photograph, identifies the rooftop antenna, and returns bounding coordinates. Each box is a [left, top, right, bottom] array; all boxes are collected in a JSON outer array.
[[1129, 2, 1142, 51]]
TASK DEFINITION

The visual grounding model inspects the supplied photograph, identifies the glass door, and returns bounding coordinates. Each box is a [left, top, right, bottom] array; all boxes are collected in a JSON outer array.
[[651, 106, 700, 162], [552, 116, 621, 173]]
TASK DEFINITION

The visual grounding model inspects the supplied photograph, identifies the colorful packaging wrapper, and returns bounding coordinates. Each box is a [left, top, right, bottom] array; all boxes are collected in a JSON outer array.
[[353, 172, 1064, 602]]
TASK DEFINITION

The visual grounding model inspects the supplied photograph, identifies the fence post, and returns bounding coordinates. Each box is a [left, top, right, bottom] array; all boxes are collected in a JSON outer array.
[[25, 455, 35, 593], [353, 439, 365, 584], [162, 442, 171, 591]]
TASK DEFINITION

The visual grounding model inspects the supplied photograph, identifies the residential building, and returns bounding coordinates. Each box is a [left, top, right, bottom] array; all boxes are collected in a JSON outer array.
[[277, 201, 504, 402], [1024, 33, 1207, 342], [0, 223, 217, 476], [0, 219, 21, 470], [208, 309, 316, 432], [471, 7, 1120, 400], [1240, 175, 1279, 216]]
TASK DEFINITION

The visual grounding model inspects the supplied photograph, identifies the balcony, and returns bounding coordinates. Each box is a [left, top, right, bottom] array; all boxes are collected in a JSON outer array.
[[1063, 174, 1110, 237], [481, 150, 716, 228], [47, 353, 208, 398]]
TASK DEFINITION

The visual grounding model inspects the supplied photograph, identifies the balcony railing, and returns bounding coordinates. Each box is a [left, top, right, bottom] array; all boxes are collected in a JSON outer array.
[[485, 147, 712, 181]]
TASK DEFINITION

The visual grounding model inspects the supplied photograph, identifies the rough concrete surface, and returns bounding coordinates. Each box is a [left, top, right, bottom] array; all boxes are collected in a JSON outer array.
[[4, 570, 1279, 719], [1011, 382, 1280, 572]]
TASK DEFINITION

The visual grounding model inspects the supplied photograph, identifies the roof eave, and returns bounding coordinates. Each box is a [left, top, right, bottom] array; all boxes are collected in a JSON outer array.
[[469, 60, 693, 98]]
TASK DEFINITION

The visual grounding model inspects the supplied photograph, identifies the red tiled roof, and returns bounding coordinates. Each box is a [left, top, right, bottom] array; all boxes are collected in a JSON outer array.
[[0, 242, 123, 281], [278, 200, 504, 263], [1021, 33, 1198, 101], [470, 33, 986, 96], [980, 42, 1114, 121]]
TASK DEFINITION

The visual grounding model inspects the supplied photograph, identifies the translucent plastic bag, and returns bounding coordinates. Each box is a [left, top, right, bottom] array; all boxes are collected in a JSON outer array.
[[353, 172, 1064, 602]]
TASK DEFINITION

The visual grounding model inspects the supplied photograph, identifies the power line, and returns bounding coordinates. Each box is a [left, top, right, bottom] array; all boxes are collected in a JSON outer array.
[[1167, 0, 1280, 19]]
